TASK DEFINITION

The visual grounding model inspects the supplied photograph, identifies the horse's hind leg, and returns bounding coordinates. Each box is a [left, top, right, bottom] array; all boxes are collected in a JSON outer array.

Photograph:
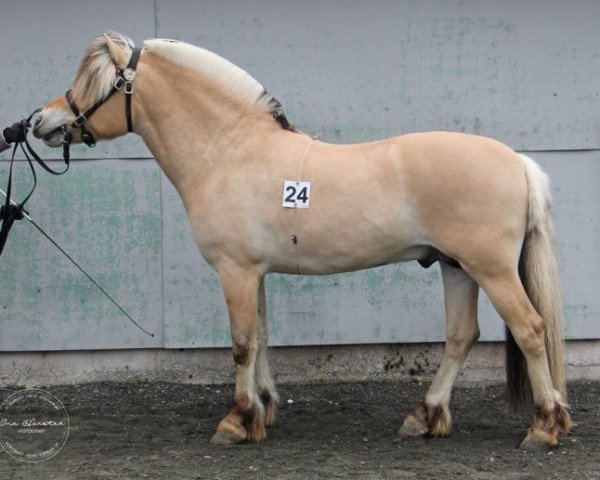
[[399, 262, 479, 438], [475, 270, 571, 449], [210, 264, 266, 445], [256, 277, 279, 426]]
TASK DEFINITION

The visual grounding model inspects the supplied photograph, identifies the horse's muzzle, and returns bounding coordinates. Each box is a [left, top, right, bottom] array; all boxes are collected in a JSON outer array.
[[32, 122, 64, 148], [31, 111, 68, 147]]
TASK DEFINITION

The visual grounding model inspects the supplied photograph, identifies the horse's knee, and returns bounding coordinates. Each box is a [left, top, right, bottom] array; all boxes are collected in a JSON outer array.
[[445, 325, 480, 359], [448, 326, 480, 349]]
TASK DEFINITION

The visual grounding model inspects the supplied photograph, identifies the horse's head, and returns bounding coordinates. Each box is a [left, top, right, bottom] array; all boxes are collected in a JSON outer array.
[[33, 32, 137, 148]]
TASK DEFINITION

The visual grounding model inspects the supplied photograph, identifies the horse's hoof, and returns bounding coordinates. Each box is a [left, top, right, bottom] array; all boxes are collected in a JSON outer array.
[[519, 432, 555, 451], [398, 418, 428, 438], [209, 431, 244, 445]]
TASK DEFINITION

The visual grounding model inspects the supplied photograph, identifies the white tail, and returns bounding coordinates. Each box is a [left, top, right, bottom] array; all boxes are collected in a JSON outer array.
[[507, 154, 566, 408]]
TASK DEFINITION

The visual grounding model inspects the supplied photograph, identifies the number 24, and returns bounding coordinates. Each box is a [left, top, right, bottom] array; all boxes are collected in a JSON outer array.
[[285, 185, 309, 204]]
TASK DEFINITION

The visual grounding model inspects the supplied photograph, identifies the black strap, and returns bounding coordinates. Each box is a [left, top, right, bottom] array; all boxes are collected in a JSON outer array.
[[0, 143, 20, 256], [124, 48, 141, 133], [65, 89, 80, 118], [66, 89, 97, 147]]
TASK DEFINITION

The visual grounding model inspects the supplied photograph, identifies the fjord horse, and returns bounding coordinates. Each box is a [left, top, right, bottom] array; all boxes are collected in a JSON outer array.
[[33, 32, 571, 449]]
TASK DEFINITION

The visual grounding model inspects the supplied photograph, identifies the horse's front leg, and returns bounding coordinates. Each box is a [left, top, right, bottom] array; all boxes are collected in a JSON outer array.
[[210, 265, 266, 445], [256, 276, 280, 426]]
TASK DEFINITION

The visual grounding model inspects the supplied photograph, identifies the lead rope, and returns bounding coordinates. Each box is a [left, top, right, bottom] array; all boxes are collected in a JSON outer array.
[[0, 111, 68, 257], [0, 187, 154, 337], [0, 114, 154, 338]]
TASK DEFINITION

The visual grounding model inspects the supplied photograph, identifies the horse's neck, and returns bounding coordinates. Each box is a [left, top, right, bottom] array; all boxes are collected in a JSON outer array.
[[133, 55, 272, 199]]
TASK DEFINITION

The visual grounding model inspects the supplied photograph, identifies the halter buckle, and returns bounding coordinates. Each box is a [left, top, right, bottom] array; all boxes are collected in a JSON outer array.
[[115, 76, 134, 94], [81, 131, 96, 148], [114, 77, 126, 90], [122, 68, 136, 82], [74, 115, 87, 127]]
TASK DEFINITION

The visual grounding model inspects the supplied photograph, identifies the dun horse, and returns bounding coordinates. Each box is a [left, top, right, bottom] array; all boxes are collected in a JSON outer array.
[[33, 32, 571, 449]]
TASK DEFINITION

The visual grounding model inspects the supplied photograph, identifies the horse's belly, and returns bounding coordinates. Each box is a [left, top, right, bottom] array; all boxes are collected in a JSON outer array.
[[268, 202, 430, 275], [294, 243, 432, 275]]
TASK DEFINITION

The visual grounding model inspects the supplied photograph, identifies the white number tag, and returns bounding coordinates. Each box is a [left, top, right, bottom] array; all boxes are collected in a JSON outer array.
[[282, 180, 311, 208]]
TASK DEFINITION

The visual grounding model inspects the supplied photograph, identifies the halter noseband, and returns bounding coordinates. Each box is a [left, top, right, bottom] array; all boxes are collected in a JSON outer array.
[[64, 47, 142, 148]]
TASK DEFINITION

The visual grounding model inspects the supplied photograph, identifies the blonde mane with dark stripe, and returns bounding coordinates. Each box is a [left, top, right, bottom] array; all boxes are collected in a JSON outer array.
[[72, 32, 293, 130]]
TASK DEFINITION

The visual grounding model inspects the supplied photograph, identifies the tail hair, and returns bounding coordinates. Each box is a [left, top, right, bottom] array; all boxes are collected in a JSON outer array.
[[506, 154, 566, 411]]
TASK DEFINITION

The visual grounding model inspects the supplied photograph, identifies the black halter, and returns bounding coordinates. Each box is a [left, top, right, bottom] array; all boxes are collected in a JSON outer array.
[[65, 47, 142, 148]]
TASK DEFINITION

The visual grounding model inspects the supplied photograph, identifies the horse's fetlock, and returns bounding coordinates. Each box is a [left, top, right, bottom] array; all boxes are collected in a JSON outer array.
[[259, 389, 272, 406], [233, 392, 252, 411], [527, 400, 572, 446], [229, 393, 266, 442], [556, 403, 573, 435], [424, 402, 452, 437], [259, 388, 279, 427], [246, 400, 266, 442]]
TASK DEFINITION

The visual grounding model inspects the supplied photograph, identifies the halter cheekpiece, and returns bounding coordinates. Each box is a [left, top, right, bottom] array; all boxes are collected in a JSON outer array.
[[64, 47, 142, 148]]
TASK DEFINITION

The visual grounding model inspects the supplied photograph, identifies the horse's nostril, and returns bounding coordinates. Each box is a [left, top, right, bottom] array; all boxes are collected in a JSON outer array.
[[32, 114, 45, 138]]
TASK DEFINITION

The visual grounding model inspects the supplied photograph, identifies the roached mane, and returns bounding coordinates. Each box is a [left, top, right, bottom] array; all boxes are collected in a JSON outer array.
[[72, 32, 294, 131]]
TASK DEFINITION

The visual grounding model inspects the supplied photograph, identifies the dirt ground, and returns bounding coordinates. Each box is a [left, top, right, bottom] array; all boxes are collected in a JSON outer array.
[[0, 380, 598, 480]]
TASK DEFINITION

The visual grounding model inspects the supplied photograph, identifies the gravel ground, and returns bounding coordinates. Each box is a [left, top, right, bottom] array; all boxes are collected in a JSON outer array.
[[0, 380, 598, 479]]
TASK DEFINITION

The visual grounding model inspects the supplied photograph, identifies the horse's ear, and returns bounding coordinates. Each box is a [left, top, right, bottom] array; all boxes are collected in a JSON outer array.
[[104, 34, 130, 69]]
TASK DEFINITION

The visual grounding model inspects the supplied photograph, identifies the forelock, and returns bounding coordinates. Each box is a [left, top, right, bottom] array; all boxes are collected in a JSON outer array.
[[72, 32, 134, 107]]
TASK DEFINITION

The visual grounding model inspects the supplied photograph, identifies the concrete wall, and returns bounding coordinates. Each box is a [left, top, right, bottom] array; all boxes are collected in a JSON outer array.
[[2, 341, 599, 387], [0, 1, 598, 353]]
